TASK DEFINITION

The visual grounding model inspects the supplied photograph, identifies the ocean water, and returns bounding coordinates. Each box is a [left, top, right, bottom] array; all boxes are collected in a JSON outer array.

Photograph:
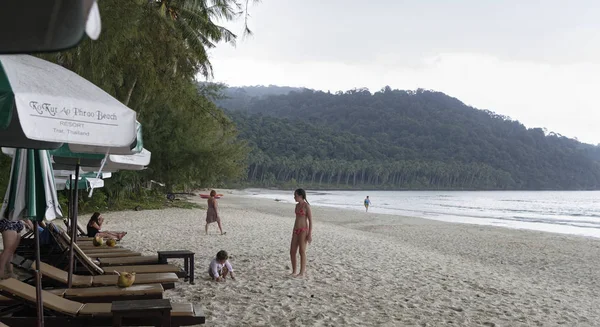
[[244, 189, 600, 238]]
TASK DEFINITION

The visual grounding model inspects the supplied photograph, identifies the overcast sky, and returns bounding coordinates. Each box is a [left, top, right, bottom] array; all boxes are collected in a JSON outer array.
[[207, 0, 600, 144]]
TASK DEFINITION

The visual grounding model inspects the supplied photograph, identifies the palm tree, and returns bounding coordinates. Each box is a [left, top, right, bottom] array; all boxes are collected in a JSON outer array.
[[146, 0, 258, 78]]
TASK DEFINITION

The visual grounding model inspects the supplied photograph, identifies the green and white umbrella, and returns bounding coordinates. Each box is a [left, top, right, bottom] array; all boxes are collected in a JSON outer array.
[[0, 55, 137, 150], [0, 149, 62, 327], [54, 170, 109, 191], [0, 149, 62, 221], [55, 176, 104, 191], [50, 145, 151, 172]]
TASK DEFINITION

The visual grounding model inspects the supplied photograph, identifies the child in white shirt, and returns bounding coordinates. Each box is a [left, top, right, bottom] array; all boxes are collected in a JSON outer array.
[[208, 250, 235, 282]]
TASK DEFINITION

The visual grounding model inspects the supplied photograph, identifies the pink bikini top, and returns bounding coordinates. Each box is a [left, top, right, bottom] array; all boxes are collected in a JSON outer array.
[[295, 204, 306, 216]]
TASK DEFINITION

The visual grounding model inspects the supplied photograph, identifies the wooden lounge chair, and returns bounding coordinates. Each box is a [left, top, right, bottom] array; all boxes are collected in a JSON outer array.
[[51, 226, 159, 264], [0, 278, 205, 326], [47, 224, 187, 278], [32, 262, 178, 290], [0, 283, 163, 304], [11, 256, 178, 291], [63, 219, 90, 238], [87, 252, 142, 259], [96, 256, 162, 267], [77, 250, 137, 255]]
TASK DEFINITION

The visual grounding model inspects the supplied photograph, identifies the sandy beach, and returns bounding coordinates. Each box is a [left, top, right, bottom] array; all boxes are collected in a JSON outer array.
[[99, 190, 600, 326]]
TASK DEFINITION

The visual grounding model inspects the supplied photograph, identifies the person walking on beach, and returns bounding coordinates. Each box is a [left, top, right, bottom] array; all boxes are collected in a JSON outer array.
[[290, 188, 312, 277], [205, 190, 225, 235], [364, 196, 371, 212]]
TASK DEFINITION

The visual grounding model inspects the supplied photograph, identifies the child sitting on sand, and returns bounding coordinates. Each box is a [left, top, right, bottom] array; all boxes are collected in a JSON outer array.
[[209, 250, 235, 282]]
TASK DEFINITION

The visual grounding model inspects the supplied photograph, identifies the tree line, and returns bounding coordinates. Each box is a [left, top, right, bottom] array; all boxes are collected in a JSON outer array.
[[222, 87, 600, 190]]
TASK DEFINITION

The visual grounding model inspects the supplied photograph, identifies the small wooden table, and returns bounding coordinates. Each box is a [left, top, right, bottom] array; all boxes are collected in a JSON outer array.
[[112, 299, 172, 327], [158, 250, 195, 284]]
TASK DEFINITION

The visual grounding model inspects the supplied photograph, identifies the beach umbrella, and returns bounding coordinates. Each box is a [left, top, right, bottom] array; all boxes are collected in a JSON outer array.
[[51, 147, 152, 172], [0, 149, 62, 327], [55, 175, 105, 191], [48, 146, 150, 286], [0, 55, 137, 150], [0, 55, 138, 294]]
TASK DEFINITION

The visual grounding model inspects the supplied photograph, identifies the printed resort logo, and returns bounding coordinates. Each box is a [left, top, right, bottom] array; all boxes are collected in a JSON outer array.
[[29, 101, 118, 121]]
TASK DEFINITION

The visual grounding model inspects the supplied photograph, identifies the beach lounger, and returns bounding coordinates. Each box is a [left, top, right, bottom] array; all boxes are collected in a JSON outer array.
[[0, 283, 163, 304], [96, 255, 162, 266], [0, 278, 205, 326], [82, 248, 134, 254], [51, 225, 157, 261], [32, 262, 178, 290], [78, 243, 126, 249], [86, 252, 142, 259], [46, 227, 187, 278], [63, 219, 90, 237], [50, 224, 183, 268], [10, 256, 179, 291]]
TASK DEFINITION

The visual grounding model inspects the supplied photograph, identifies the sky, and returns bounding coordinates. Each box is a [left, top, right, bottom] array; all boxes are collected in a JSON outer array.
[[207, 0, 600, 144]]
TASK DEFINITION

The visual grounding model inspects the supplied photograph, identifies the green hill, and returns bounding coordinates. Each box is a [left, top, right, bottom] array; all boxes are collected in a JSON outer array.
[[218, 86, 600, 190]]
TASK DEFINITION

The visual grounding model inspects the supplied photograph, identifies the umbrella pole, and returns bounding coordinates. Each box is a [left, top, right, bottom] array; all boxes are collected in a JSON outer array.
[[34, 220, 44, 327], [68, 174, 73, 236], [67, 164, 80, 288]]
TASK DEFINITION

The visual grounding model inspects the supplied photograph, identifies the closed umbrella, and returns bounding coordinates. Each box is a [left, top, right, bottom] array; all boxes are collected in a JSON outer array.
[[0, 149, 62, 327]]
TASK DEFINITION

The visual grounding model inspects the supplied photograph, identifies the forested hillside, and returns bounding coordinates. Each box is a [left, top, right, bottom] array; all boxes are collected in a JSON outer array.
[[219, 87, 600, 190]]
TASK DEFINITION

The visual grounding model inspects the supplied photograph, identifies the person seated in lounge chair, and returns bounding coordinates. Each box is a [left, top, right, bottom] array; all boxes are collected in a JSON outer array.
[[23, 220, 57, 246], [87, 212, 127, 241], [209, 250, 235, 282]]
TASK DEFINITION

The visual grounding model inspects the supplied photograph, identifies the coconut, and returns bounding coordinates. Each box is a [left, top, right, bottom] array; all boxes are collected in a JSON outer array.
[[106, 239, 117, 247], [92, 236, 104, 247], [114, 271, 136, 288]]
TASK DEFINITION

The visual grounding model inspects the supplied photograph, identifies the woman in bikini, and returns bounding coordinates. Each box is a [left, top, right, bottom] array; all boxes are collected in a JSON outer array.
[[290, 188, 312, 277]]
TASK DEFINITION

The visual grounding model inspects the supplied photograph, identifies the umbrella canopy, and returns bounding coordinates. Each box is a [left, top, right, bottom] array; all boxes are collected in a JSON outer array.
[[49, 144, 105, 167], [55, 176, 104, 191], [54, 170, 108, 190], [54, 169, 111, 179], [49, 146, 151, 171], [0, 55, 137, 149], [0, 149, 62, 222]]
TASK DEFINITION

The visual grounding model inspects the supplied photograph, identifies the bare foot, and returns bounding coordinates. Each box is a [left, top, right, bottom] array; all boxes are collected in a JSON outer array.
[[295, 273, 305, 278], [290, 272, 298, 277]]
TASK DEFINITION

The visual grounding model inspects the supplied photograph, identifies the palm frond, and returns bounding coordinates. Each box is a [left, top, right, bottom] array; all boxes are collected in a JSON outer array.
[[178, 7, 237, 45]]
